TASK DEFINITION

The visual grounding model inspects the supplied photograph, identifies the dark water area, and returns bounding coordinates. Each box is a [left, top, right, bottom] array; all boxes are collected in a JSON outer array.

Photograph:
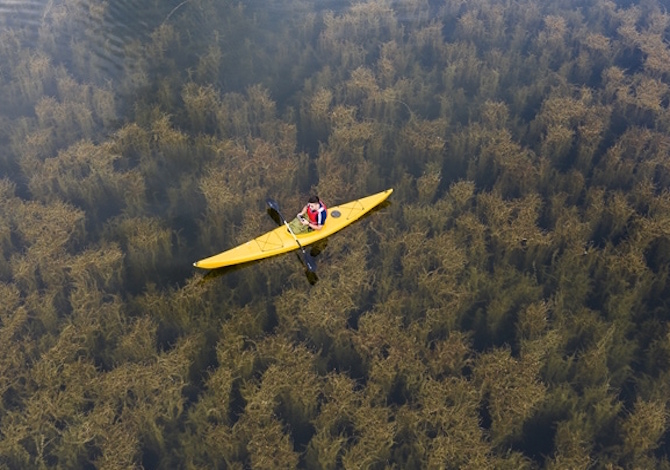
[[2, 0, 670, 468]]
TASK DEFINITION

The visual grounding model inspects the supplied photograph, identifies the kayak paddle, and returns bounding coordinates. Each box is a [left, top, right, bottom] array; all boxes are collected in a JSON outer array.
[[266, 198, 317, 272]]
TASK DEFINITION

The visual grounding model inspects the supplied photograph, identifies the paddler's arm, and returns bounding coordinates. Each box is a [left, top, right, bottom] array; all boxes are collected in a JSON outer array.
[[298, 216, 321, 230]]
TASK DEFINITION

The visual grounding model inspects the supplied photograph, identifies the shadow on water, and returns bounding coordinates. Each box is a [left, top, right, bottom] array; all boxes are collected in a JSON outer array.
[[197, 250, 321, 286], [197, 258, 263, 285]]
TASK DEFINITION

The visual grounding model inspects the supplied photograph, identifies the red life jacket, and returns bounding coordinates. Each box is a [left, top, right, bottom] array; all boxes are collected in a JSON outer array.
[[306, 201, 327, 226]]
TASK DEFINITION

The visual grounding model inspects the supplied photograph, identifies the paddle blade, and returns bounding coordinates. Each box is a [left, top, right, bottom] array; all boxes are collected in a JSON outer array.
[[265, 198, 282, 215], [303, 251, 317, 272]]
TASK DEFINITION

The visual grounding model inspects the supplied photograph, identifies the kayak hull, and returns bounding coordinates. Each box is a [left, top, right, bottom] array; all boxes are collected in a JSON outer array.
[[193, 189, 393, 269]]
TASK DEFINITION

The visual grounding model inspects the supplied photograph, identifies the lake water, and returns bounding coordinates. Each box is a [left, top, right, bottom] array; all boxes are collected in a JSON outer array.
[[3, 0, 668, 468], [1, 0, 397, 290]]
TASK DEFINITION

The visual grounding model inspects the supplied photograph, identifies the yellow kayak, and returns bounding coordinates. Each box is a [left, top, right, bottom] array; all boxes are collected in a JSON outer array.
[[193, 188, 393, 269]]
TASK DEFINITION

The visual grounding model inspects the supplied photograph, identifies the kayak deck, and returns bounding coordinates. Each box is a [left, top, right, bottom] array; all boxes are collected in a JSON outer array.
[[193, 188, 393, 269]]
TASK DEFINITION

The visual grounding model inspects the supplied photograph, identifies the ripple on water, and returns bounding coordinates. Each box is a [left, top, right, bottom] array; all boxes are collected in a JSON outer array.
[[0, 0, 49, 29], [0, 0, 177, 81]]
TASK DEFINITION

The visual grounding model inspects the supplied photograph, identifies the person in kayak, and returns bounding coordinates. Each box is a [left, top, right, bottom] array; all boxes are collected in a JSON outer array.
[[288, 195, 327, 234]]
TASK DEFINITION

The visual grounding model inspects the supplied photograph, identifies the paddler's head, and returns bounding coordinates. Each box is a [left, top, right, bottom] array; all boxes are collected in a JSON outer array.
[[308, 195, 320, 210]]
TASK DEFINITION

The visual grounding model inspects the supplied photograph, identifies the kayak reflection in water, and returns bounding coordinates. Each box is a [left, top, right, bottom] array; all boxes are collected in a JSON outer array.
[[288, 195, 327, 234]]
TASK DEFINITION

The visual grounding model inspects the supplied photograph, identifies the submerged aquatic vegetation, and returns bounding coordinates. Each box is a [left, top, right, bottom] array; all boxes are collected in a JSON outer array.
[[1, 0, 670, 468]]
